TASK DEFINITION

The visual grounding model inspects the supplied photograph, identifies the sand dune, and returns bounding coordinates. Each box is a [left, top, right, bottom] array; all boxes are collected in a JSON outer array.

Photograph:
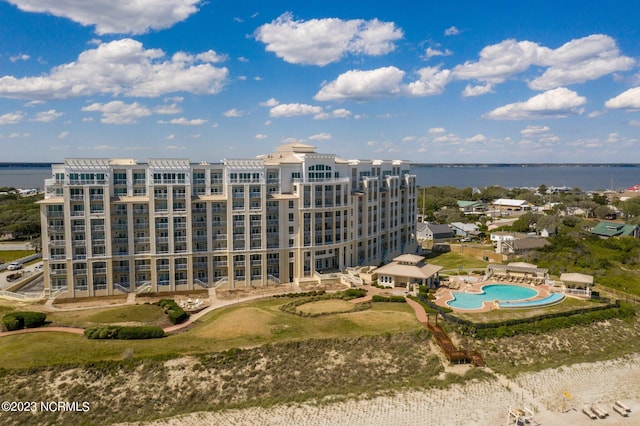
[[137, 354, 640, 426]]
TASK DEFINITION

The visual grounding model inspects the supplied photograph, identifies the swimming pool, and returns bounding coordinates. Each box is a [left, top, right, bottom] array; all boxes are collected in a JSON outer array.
[[447, 284, 548, 310]]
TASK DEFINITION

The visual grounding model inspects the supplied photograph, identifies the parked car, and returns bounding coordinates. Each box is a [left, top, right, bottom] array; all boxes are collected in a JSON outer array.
[[7, 261, 23, 271], [34, 264, 43, 271]]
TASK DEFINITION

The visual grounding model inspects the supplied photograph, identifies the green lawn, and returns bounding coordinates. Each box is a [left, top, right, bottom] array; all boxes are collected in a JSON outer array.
[[0, 250, 34, 264], [423, 251, 489, 270], [47, 304, 168, 328], [0, 298, 421, 370]]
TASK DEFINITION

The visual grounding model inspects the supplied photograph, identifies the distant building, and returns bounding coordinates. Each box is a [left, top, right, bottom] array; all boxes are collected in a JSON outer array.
[[590, 221, 640, 238], [491, 198, 532, 213], [457, 200, 487, 215], [417, 223, 454, 241], [496, 237, 549, 256], [450, 222, 480, 238]]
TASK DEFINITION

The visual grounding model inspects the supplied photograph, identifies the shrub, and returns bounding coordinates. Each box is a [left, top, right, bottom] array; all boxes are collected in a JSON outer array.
[[341, 288, 367, 299], [372, 295, 390, 302], [2, 311, 47, 331], [389, 295, 406, 303], [84, 325, 166, 340], [156, 299, 189, 325]]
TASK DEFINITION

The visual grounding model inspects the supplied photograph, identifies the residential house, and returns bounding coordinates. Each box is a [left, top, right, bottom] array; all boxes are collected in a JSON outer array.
[[496, 237, 549, 256], [457, 200, 487, 215], [590, 221, 640, 238], [417, 222, 455, 241], [450, 222, 480, 239], [491, 198, 532, 214]]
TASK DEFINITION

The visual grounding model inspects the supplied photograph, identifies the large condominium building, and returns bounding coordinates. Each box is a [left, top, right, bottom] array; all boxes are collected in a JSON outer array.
[[38, 143, 417, 298]]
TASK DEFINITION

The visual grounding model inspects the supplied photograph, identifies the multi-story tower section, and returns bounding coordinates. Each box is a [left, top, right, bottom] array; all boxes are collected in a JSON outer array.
[[38, 143, 417, 298]]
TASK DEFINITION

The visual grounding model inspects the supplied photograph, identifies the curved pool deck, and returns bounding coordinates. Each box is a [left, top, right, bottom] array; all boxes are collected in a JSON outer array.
[[436, 281, 564, 313]]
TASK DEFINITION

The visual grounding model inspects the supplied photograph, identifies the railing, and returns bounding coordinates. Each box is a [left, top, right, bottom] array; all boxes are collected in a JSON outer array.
[[114, 283, 130, 293], [194, 279, 209, 288]]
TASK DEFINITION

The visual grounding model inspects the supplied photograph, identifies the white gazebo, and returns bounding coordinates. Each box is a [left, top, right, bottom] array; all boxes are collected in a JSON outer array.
[[558, 272, 594, 298]]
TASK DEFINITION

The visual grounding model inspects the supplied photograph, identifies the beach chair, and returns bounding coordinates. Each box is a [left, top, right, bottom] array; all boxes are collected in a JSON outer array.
[[612, 404, 629, 417]]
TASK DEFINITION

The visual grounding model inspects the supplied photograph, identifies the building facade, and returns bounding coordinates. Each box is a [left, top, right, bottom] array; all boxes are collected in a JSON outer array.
[[38, 143, 417, 298]]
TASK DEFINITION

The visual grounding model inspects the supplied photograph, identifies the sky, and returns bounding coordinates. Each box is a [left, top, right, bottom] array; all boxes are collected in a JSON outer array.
[[1, 0, 640, 163]]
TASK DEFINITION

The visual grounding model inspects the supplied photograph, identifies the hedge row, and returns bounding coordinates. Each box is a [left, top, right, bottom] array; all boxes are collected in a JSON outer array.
[[84, 325, 166, 340], [279, 289, 370, 317], [415, 293, 635, 338], [371, 295, 406, 303], [156, 299, 189, 325], [273, 290, 326, 298], [2, 311, 47, 331]]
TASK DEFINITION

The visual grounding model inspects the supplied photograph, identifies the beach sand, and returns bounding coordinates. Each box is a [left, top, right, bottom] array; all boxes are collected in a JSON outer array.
[[135, 354, 640, 426]]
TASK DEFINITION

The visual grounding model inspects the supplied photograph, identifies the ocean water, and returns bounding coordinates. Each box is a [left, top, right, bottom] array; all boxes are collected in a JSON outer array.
[[0, 166, 51, 190], [411, 164, 640, 191], [1, 164, 639, 192]]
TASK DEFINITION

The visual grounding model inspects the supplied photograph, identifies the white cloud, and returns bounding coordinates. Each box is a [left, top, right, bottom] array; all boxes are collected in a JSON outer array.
[[255, 134, 268, 140], [81, 100, 152, 124], [0, 39, 228, 100], [308, 133, 331, 140], [6, 0, 202, 35], [530, 34, 635, 90], [223, 108, 244, 117], [484, 87, 587, 120], [154, 103, 182, 114], [314, 108, 352, 120], [32, 109, 63, 122], [462, 83, 493, 97], [604, 87, 640, 110], [255, 12, 402, 66], [158, 117, 207, 125], [406, 66, 452, 96], [452, 34, 633, 94], [521, 125, 551, 136], [428, 127, 446, 134], [315, 66, 405, 101], [423, 47, 452, 60], [166, 134, 175, 140], [331, 108, 352, 118], [0, 112, 24, 125], [9, 132, 29, 138], [260, 98, 279, 107], [444, 26, 460, 36], [58, 131, 69, 139], [465, 134, 487, 143], [9, 54, 30, 62], [453, 39, 547, 84], [270, 103, 323, 117]]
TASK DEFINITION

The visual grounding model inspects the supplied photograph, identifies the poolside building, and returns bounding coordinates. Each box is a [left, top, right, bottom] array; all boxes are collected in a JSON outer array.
[[374, 254, 442, 289], [37, 143, 418, 298]]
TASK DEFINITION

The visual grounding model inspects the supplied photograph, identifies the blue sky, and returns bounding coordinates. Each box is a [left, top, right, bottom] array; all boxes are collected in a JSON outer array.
[[1, 0, 640, 163]]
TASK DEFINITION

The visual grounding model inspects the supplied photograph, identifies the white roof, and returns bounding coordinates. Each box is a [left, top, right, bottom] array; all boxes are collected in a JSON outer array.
[[560, 273, 594, 285], [493, 199, 530, 207]]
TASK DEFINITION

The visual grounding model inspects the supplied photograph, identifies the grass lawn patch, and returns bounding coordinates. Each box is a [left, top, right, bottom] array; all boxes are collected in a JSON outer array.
[[423, 251, 488, 270], [0, 250, 34, 264], [296, 299, 356, 315], [47, 304, 168, 328]]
